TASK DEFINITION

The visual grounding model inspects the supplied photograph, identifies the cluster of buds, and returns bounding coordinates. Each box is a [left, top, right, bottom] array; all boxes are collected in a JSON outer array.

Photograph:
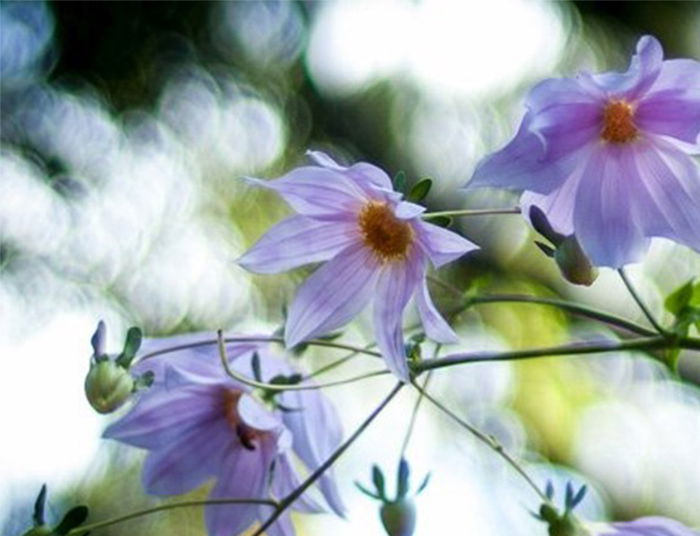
[[534, 482, 590, 536], [356, 458, 430, 536], [21, 485, 89, 536], [84, 321, 152, 413]]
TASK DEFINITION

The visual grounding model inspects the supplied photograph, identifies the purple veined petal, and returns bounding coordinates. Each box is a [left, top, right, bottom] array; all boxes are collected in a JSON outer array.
[[395, 201, 426, 220], [306, 150, 344, 169], [245, 166, 368, 219], [585, 35, 664, 99], [597, 516, 700, 536], [373, 253, 424, 382], [414, 221, 478, 268], [646, 57, 700, 98], [526, 76, 603, 114], [238, 393, 281, 431], [285, 242, 380, 347], [141, 418, 232, 495], [415, 274, 458, 344], [238, 215, 358, 274], [632, 138, 700, 252], [271, 453, 326, 514], [279, 383, 346, 516], [205, 438, 278, 536], [305, 149, 394, 193], [573, 145, 650, 267], [636, 89, 700, 148], [467, 113, 566, 194], [103, 384, 224, 449], [260, 511, 296, 536]]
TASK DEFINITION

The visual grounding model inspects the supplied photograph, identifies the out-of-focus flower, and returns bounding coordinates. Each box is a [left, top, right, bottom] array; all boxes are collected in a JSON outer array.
[[589, 516, 700, 536], [239, 151, 478, 381], [469, 35, 700, 268], [104, 333, 345, 536]]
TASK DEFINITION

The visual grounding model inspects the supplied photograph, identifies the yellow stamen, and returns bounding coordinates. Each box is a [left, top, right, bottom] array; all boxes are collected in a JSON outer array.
[[601, 99, 638, 144], [358, 201, 413, 262]]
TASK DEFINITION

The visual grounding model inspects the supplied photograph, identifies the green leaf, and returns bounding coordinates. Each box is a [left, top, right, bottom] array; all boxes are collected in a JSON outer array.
[[355, 481, 383, 500], [665, 280, 695, 315], [396, 458, 410, 500], [116, 327, 142, 368], [372, 465, 386, 500], [416, 472, 431, 495], [407, 178, 432, 202], [53, 506, 89, 536], [251, 352, 263, 382], [393, 170, 407, 195], [429, 215, 452, 228], [33, 484, 47, 526]]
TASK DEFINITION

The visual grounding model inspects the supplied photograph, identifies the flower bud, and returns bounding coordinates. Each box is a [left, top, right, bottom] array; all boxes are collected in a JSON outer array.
[[85, 359, 135, 414], [380, 499, 416, 536], [553, 236, 598, 287]]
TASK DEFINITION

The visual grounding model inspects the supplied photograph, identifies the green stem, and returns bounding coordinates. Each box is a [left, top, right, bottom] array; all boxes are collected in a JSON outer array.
[[414, 383, 548, 503], [415, 335, 700, 373], [422, 207, 521, 219], [217, 331, 388, 391], [305, 343, 377, 379], [251, 383, 404, 536], [467, 294, 656, 336], [618, 268, 667, 335], [67, 498, 279, 535]]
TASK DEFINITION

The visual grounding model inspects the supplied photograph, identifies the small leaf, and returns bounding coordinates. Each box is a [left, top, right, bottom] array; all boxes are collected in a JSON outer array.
[[90, 321, 106, 357], [416, 472, 431, 494], [135, 370, 155, 390], [53, 506, 89, 535], [665, 280, 695, 315], [355, 481, 383, 500], [545, 480, 555, 500], [529, 206, 565, 245], [251, 352, 263, 382], [269, 374, 303, 386], [429, 216, 452, 228], [571, 485, 587, 509], [535, 241, 555, 258], [393, 170, 407, 195], [407, 178, 432, 202], [397, 458, 410, 500], [33, 484, 47, 526], [564, 482, 574, 511], [116, 327, 142, 368], [372, 465, 386, 500]]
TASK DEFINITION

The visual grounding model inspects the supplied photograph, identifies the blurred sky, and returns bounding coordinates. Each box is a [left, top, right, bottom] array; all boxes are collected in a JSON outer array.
[[1, 1, 699, 534]]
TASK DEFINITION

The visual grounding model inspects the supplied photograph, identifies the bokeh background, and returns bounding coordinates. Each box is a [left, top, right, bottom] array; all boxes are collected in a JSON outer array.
[[1, 1, 699, 534]]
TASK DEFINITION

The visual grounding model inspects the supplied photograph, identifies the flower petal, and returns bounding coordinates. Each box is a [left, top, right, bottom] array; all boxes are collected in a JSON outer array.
[[573, 146, 650, 267], [600, 516, 700, 536], [238, 215, 358, 274], [142, 419, 231, 495], [261, 511, 295, 536], [415, 221, 478, 268], [395, 201, 426, 219], [637, 89, 700, 148], [271, 453, 326, 514], [306, 150, 395, 195], [205, 439, 277, 536], [415, 275, 458, 344], [285, 243, 380, 347], [373, 254, 424, 382], [246, 166, 367, 219], [238, 393, 281, 432]]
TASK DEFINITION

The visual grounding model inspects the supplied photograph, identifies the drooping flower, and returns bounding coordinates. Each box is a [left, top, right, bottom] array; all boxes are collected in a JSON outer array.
[[589, 516, 700, 536], [103, 332, 345, 536], [238, 151, 478, 381], [469, 35, 700, 268]]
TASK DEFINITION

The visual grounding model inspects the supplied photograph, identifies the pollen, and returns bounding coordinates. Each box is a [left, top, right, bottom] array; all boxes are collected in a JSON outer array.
[[601, 99, 638, 144], [358, 201, 413, 262]]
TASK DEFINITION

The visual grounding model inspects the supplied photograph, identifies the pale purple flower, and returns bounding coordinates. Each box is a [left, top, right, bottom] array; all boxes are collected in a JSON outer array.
[[469, 35, 700, 268], [103, 333, 345, 536], [238, 151, 478, 381], [591, 516, 700, 536]]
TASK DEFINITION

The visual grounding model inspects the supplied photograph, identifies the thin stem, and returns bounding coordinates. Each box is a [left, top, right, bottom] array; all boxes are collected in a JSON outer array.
[[400, 372, 432, 459], [305, 343, 377, 379], [467, 294, 656, 337], [217, 330, 388, 391], [138, 335, 381, 362], [618, 268, 666, 334], [67, 498, 279, 535], [251, 382, 404, 536], [415, 335, 700, 373], [422, 207, 521, 219], [414, 383, 547, 503]]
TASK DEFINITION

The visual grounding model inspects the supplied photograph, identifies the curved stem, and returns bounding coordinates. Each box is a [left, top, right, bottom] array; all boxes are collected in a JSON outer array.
[[618, 268, 666, 334], [305, 343, 377, 379], [414, 383, 548, 503], [415, 335, 700, 373], [251, 382, 404, 536], [217, 331, 388, 391], [67, 498, 279, 535], [467, 294, 656, 337], [422, 207, 521, 219]]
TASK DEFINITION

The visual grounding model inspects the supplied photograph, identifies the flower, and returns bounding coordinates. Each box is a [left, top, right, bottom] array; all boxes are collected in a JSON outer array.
[[589, 516, 700, 536], [468, 35, 700, 268], [238, 151, 478, 381], [103, 333, 345, 536]]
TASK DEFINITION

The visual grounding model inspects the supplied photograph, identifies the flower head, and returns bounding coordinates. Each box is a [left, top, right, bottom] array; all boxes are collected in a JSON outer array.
[[238, 151, 478, 381], [103, 333, 345, 536], [589, 516, 700, 536], [469, 35, 700, 268]]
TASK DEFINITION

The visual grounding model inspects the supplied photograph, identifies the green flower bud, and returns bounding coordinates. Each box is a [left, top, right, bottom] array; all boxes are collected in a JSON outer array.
[[85, 359, 135, 414], [380, 499, 416, 536], [21, 526, 52, 536], [554, 236, 598, 287]]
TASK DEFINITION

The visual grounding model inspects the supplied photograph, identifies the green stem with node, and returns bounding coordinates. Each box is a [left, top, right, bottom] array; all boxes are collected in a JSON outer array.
[[422, 207, 521, 219]]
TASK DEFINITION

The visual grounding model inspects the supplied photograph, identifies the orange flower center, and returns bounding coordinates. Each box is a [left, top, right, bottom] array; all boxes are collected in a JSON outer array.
[[358, 201, 413, 262], [223, 390, 264, 451], [601, 99, 638, 144]]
